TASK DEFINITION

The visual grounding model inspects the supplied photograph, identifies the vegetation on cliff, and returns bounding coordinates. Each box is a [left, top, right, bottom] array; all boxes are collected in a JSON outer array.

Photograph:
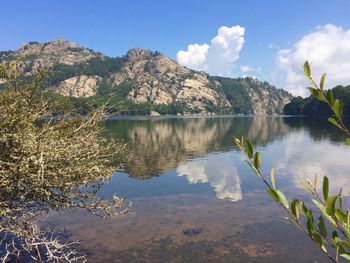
[[0, 40, 292, 115]]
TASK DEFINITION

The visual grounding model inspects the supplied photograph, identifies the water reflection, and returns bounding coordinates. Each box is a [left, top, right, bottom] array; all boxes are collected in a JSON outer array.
[[272, 128, 350, 193], [47, 117, 350, 263], [283, 117, 348, 143], [106, 117, 291, 179], [177, 152, 242, 201]]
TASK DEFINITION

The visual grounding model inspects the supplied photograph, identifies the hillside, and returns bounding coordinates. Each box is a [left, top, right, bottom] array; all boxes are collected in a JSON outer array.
[[283, 85, 350, 116], [0, 39, 292, 115]]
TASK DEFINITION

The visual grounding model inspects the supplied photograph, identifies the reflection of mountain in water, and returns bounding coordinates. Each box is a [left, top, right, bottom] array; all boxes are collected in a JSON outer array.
[[283, 117, 349, 143], [177, 152, 242, 202], [106, 117, 291, 179]]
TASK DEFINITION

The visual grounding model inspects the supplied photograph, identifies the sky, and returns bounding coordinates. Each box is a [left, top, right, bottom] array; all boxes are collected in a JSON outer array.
[[1, 0, 350, 96]]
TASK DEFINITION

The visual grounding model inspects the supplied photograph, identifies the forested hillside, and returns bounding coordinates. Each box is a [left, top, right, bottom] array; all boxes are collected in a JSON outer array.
[[0, 39, 293, 115], [283, 85, 350, 116]]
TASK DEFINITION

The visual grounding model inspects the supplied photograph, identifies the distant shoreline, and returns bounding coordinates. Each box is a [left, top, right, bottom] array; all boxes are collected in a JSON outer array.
[[106, 114, 309, 120]]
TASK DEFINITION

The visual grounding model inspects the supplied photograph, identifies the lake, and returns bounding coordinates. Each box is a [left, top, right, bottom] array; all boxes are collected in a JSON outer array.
[[48, 116, 350, 262]]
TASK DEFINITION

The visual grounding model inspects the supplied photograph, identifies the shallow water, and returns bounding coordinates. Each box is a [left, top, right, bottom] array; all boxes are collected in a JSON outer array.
[[48, 116, 350, 262]]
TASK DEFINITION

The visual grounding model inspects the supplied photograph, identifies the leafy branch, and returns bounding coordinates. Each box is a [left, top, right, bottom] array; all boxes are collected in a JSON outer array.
[[304, 61, 350, 140], [235, 61, 350, 262]]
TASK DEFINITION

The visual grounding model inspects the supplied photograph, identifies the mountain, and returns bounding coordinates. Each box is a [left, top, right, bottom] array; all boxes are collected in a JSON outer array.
[[0, 39, 292, 115]]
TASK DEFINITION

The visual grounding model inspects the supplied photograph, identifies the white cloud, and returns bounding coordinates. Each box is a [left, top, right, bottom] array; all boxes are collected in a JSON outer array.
[[177, 25, 245, 76], [240, 65, 261, 78], [277, 24, 350, 97], [272, 130, 350, 194], [177, 152, 242, 202], [176, 43, 209, 70], [240, 65, 250, 73]]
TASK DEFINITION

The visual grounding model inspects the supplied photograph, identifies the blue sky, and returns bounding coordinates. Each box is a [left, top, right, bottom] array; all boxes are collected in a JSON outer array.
[[1, 0, 350, 95]]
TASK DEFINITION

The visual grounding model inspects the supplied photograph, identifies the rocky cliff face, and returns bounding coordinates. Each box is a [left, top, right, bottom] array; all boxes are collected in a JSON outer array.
[[3, 39, 102, 68], [0, 39, 292, 114], [57, 75, 102, 97], [236, 78, 292, 114], [0, 39, 103, 78], [111, 48, 232, 113]]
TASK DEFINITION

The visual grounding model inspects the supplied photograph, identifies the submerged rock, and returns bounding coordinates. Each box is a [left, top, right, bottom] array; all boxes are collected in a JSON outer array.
[[182, 228, 203, 236]]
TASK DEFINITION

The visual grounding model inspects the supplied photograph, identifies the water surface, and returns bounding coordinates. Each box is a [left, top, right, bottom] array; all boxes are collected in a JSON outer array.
[[48, 116, 350, 262]]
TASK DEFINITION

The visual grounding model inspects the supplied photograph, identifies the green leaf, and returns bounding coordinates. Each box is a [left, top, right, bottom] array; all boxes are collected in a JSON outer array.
[[245, 160, 262, 180], [270, 168, 276, 189], [336, 209, 347, 223], [307, 216, 314, 233], [313, 174, 318, 190], [340, 253, 350, 260], [302, 202, 313, 219], [328, 117, 343, 130], [291, 199, 301, 219], [308, 87, 319, 97], [318, 215, 328, 238], [334, 99, 344, 119], [320, 73, 326, 90], [275, 189, 289, 209], [267, 188, 280, 202], [312, 199, 337, 227], [323, 176, 329, 201], [331, 231, 340, 248], [304, 61, 311, 78], [306, 178, 313, 188], [326, 89, 335, 106], [308, 87, 326, 101], [339, 240, 350, 248], [311, 230, 327, 252], [299, 178, 314, 195], [234, 138, 242, 148], [267, 188, 289, 209], [346, 138, 350, 146], [253, 152, 261, 170], [339, 189, 343, 210], [244, 140, 254, 159], [282, 216, 301, 230], [326, 195, 338, 216]]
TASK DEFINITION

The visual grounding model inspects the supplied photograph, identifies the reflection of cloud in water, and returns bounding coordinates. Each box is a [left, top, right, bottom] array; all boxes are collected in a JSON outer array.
[[177, 152, 242, 202], [272, 130, 350, 193]]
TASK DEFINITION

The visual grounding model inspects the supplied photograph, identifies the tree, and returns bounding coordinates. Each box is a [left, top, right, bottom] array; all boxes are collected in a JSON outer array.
[[236, 62, 350, 262], [0, 63, 130, 262], [282, 96, 306, 115], [283, 85, 350, 116]]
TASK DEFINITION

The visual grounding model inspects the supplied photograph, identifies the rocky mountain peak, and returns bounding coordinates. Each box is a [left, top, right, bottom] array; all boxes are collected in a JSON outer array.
[[5, 39, 102, 69], [1, 39, 293, 115], [126, 48, 154, 62], [18, 39, 84, 56]]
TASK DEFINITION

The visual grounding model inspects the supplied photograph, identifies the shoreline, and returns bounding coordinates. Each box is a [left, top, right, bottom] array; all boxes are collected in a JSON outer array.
[[106, 114, 309, 120]]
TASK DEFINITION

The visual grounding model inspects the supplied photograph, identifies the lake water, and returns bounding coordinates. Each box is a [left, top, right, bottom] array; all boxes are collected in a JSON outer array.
[[48, 116, 350, 262]]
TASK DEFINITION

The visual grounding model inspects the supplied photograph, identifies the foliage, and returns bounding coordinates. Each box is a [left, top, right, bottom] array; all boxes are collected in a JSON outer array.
[[47, 56, 124, 86], [0, 63, 130, 262], [212, 76, 253, 114], [153, 102, 186, 115], [236, 61, 350, 262], [283, 96, 307, 115], [284, 85, 350, 116]]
